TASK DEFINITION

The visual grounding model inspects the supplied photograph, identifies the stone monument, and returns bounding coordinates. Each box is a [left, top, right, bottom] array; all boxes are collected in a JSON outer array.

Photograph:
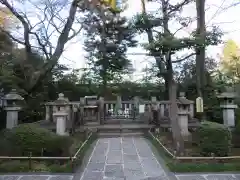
[[3, 89, 24, 129], [217, 87, 237, 127]]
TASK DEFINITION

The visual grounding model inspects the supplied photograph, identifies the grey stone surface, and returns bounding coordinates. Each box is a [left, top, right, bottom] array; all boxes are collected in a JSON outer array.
[[0, 175, 74, 180], [207, 174, 237, 180], [19, 176, 48, 180], [0, 176, 19, 180], [104, 164, 124, 178], [81, 171, 103, 180], [79, 137, 170, 180], [176, 175, 207, 180], [49, 175, 73, 180]]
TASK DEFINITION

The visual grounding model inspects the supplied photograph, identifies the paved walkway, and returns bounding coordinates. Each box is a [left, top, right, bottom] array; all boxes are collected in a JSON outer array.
[[79, 137, 169, 180]]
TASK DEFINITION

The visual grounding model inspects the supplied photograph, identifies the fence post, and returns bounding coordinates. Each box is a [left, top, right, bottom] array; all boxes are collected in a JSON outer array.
[[70, 156, 74, 171], [28, 152, 32, 170]]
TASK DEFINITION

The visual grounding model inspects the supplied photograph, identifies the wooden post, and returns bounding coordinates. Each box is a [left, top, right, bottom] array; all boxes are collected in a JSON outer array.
[[28, 152, 32, 170]]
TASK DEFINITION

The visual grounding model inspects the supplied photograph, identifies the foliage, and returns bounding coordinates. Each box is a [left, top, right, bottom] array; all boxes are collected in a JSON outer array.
[[0, 131, 96, 173], [0, 124, 73, 156], [145, 27, 222, 54], [83, 12, 137, 93], [220, 39, 240, 82], [148, 131, 240, 173], [197, 121, 232, 157]]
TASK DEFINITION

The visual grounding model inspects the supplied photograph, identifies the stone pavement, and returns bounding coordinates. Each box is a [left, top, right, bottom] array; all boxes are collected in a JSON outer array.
[[175, 173, 240, 180], [0, 175, 73, 180], [79, 137, 169, 180]]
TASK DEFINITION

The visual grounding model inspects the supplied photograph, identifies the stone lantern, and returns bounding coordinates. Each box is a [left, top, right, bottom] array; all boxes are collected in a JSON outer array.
[[217, 87, 237, 127], [53, 93, 69, 136], [3, 89, 24, 129], [178, 92, 192, 139]]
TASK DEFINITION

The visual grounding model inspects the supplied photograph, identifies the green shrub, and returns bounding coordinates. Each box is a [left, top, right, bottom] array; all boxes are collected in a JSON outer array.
[[0, 161, 30, 172], [197, 121, 232, 156], [1, 124, 73, 156]]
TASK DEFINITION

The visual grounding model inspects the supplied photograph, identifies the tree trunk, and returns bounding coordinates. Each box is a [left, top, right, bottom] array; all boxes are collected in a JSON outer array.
[[195, 0, 206, 98], [169, 80, 185, 155], [162, 0, 184, 155]]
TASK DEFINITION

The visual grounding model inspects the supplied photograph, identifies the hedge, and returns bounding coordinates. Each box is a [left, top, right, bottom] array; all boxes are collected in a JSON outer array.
[[0, 124, 73, 156], [197, 121, 232, 157]]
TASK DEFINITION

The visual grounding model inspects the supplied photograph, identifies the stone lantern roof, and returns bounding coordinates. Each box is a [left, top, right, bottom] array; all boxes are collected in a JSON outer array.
[[178, 92, 193, 105], [4, 89, 24, 101], [217, 87, 237, 99], [54, 93, 69, 105]]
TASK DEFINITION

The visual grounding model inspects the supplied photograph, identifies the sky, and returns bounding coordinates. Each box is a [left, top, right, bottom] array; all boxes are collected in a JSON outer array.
[[9, 0, 240, 80], [58, 0, 240, 80]]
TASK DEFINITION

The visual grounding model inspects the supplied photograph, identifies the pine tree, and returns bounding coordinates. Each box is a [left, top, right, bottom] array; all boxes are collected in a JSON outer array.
[[83, 13, 137, 95]]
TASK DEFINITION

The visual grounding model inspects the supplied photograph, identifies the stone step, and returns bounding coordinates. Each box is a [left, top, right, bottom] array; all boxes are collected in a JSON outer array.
[[98, 132, 144, 137], [104, 119, 146, 124]]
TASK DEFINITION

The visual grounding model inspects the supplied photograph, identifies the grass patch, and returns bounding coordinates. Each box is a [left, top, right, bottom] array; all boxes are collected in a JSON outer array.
[[146, 132, 240, 173]]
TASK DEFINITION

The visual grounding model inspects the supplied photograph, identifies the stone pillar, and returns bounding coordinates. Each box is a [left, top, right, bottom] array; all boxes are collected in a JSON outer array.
[[133, 96, 139, 120], [178, 106, 190, 138], [189, 103, 194, 118], [79, 97, 85, 125], [5, 107, 21, 129], [3, 89, 24, 129], [53, 105, 57, 123], [53, 111, 68, 136], [217, 88, 238, 127], [98, 97, 104, 124], [116, 95, 121, 114], [53, 93, 69, 136], [178, 92, 191, 139], [151, 96, 159, 125], [45, 105, 50, 121], [160, 103, 165, 117]]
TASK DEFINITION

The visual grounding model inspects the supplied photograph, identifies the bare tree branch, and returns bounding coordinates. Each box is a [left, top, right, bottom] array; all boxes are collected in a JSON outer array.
[[0, 0, 32, 56], [172, 53, 196, 63], [0, 0, 80, 94]]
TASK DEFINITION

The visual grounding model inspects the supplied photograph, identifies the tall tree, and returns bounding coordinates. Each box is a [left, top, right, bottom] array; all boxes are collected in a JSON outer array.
[[0, 0, 82, 96], [219, 39, 240, 83], [83, 11, 137, 95], [195, 0, 206, 98]]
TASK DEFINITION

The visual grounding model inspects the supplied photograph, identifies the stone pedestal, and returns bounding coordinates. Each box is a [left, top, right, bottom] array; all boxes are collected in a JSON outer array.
[[217, 88, 238, 128], [3, 89, 24, 129], [178, 110, 190, 138], [221, 104, 237, 127], [5, 107, 21, 129], [53, 93, 69, 135], [53, 111, 68, 136], [178, 92, 192, 140]]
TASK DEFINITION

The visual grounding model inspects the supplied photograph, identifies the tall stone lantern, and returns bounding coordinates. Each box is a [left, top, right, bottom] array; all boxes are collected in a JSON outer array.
[[217, 87, 237, 127], [53, 93, 69, 136], [3, 89, 24, 129], [178, 92, 192, 139]]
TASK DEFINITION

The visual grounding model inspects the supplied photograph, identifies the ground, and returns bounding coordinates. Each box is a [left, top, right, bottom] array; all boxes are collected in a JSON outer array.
[[80, 137, 168, 180], [1, 137, 240, 180]]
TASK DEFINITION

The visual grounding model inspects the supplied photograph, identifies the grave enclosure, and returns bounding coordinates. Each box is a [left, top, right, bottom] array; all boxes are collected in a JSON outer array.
[[0, 89, 238, 137]]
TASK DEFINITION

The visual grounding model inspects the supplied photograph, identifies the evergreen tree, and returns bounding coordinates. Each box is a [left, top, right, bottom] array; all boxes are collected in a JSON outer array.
[[83, 13, 137, 95]]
